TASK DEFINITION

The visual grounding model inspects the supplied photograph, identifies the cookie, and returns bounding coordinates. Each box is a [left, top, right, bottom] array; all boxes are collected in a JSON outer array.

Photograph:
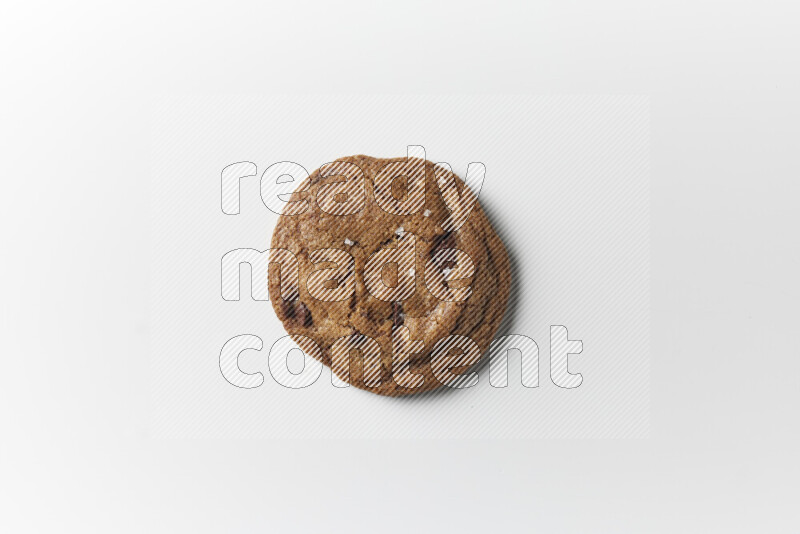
[[269, 154, 510, 396]]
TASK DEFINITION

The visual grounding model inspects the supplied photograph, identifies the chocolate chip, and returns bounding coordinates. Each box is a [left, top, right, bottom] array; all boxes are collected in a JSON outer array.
[[441, 259, 457, 269], [283, 300, 313, 327], [281, 300, 294, 318], [296, 301, 312, 327], [430, 231, 455, 256], [392, 301, 404, 327]]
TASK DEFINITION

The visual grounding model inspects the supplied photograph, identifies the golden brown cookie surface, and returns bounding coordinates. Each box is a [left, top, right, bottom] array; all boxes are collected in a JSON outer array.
[[269, 155, 510, 396]]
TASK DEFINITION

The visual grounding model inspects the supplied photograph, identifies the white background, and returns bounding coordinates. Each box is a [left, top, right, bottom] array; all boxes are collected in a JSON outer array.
[[1, 0, 799, 532]]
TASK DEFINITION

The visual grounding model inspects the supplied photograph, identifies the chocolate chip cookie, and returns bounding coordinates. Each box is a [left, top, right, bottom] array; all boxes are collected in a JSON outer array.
[[269, 154, 510, 396]]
